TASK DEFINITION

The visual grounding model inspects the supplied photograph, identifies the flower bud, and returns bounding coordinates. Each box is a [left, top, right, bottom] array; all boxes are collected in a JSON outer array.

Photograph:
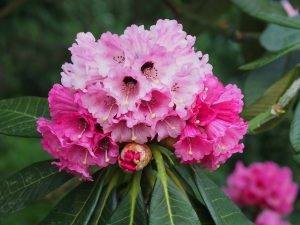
[[118, 143, 152, 172]]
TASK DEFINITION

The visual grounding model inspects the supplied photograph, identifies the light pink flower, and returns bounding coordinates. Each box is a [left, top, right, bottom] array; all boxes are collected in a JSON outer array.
[[154, 115, 186, 141], [281, 0, 299, 17], [103, 120, 152, 144], [103, 67, 149, 114], [61, 32, 103, 90], [224, 162, 299, 215], [255, 210, 290, 225]]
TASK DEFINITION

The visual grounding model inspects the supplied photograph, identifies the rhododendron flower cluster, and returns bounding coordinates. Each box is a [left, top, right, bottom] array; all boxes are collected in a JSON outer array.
[[37, 19, 247, 179], [224, 162, 298, 225]]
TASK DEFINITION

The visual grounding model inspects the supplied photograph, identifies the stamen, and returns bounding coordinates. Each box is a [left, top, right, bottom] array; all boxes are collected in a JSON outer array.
[[78, 120, 87, 139], [188, 138, 193, 155], [195, 120, 200, 124], [204, 87, 208, 92], [103, 104, 115, 121], [131, 127, 137, 141], [105, 149, 110, 162], [122, 76, 137, 105], [82, 151, 88, 165], [56, 148, 60, 152], [146, 102, 156, 119], [164, 119, 176, 130], [219, 145, 226, 152]]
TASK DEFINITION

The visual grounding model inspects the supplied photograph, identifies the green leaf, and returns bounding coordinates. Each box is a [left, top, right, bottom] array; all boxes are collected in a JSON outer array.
[[243, 67, 298, 121], [87, 171, 120, 225], [193, 168, 254, 225], [231, 0, 285, 18], [107, 172, 146, 225], [290, 100, 300, 153], [260, 22, 300, 52], [40, 171, 107, 225], [239, 42, 300, 70], [0, 160, 72, 215], [231, 0, 300, 30], [256, 12, 300, 30], [0, 97, 49, 137], [150, 146, 201, 225]]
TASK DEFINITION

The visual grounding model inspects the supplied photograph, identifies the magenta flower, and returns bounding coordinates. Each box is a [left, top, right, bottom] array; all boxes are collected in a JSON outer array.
[[37, 84, 119, 180], [174, 74, 247, 169], [255, 210, 290, 225], [224, 162, 299, 216]]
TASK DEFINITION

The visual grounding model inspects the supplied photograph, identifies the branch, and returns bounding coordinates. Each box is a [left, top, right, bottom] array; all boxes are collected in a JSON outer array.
[[162, 0, 260, 42]]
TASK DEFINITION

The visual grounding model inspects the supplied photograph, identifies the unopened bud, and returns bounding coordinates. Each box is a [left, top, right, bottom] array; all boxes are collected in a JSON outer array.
[[118, 143, 152, 172]]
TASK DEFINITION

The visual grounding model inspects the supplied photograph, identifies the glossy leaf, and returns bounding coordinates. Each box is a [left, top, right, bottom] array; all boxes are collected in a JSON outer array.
[[107, 173, 146, 225], [0, 97, 49, 137], [247, 75, 300, 134], [40, 171, 106, 225], [150, 146, 201, 225], [290, 100, 300, 153], [87, 172, 120, 225], [260, 23, 300, 52], [239, 42, 300, 70], [256, 12, 300, 30], [243, 67, 298, 121], [231, 0, 285, 18], [0, 160, 72, 215], [193, 168, 254, 225], [231, 0, 300, 30]]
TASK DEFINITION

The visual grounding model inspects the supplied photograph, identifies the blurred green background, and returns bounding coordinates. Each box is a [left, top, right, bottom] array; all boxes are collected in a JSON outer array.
[[0, 0, 299, 224]]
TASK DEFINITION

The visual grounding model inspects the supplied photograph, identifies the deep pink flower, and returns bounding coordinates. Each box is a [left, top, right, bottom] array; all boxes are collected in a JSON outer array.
[[174, 124, 213, 162], [255, 210, 290, 225], [174, 74, 247, 168], [133, 90, 171, 125], [224, 162, 299, 215], [37, 84, 119, 179]]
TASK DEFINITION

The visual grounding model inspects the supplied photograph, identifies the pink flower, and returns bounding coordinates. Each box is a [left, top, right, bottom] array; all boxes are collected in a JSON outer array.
[[37, 84, 119, 179], [38, 19, 248, 177], [103, 67, 149, 114], [174, 124, 213, 162], [224, 162, 299, 215], [97, 32, 125, 75], [255, 210, 290, 225], [174, 74, 247, 168], [154, 115, 186, 141], [61, 32, 103, 90], [281, 0, 299, 17]]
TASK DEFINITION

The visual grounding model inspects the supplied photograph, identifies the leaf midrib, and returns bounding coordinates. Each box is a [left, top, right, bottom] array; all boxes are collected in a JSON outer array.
[[152, 146, 175, 225]]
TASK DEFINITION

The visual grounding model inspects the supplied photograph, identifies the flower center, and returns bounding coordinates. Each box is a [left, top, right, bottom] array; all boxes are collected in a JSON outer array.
[[188, 138, 193, 155], [103, 96, 117, 121], [122, 76, 138, 105], [141, 98, 157, 119], [98, 136, 111, 162], [77, 118, 88, 139], [141, 61, 159, 84], [113, 54, 125, 64]]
